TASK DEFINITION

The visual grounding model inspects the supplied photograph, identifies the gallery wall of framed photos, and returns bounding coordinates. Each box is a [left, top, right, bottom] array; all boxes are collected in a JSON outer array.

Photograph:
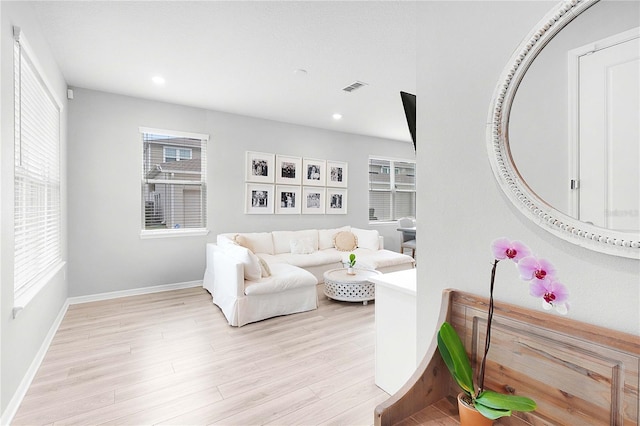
[[245, 151, 348, 215]]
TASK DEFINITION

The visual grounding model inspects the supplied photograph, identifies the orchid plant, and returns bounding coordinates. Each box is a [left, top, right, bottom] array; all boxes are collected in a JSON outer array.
[[437, 238, 570, 420]]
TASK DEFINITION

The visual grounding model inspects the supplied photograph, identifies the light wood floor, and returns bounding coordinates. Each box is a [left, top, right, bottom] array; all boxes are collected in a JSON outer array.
[[12, 285, 389, 426]]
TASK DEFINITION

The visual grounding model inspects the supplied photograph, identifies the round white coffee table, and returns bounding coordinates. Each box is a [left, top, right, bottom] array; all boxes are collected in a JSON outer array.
[[323, 268, 381, 305]]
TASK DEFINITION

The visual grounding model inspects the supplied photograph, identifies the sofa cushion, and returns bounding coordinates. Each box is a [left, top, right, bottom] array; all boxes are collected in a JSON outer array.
[[276, 251, 343, 268], [273, 230, 318, 254], [290, 237, 315, 254], [223, 244, 262, 281], [352, 228, 380, 250], [254, 253, 288, 265], [350, 248, 414, 270], [333, 231, 358, 251], [244, 263, 318, 295], [318, 226, 351, 250], [235, 232, 274, 255]]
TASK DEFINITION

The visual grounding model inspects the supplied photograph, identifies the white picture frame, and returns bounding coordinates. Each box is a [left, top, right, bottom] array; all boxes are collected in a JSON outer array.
[[326, 160, 348, 188], [275, 155, 302, 185], [246, 151, 275, 183], [302, 187, 325, 214], [302, 158, 326, 187], [245, 183, 274, 214], [275, 185, 301, 214], [326, 188, 347, 214]]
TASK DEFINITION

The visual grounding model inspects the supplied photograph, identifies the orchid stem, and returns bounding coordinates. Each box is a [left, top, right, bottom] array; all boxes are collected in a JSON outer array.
[[478, 259, 498, 395]]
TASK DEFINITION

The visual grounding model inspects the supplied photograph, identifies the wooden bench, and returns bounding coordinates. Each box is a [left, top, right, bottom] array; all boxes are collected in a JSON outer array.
[[375, 290, 640, 425]]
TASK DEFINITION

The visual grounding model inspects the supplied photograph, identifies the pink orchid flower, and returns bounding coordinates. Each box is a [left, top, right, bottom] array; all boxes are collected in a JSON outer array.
[[529, 278, 569, 314], [491, 238, 530, 262], [517, 256, 556, 282]]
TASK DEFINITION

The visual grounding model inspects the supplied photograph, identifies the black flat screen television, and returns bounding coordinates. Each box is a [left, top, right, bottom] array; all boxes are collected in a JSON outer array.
[[400, 91, 416, 151]]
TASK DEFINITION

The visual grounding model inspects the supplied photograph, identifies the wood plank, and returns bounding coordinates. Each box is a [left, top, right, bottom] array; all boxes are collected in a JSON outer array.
[[13, 285, 388, 425]]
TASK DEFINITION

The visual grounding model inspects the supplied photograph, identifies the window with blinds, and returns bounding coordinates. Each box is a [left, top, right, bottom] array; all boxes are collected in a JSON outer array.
[[141, 128, 208, 237], [368, 158, 416, 222], [13, 28, 63, 306]]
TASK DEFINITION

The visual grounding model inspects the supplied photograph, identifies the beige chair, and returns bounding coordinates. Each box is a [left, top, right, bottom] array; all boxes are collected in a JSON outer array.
[[397, 217, 416, 258]]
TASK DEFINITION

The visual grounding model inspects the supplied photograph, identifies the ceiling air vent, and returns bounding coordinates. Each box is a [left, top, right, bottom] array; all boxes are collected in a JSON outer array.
[[342, 81, 368, 92]]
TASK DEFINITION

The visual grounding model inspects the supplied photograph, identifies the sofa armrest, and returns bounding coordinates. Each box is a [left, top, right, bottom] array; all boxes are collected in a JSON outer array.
[[204, 243, 244, 298]]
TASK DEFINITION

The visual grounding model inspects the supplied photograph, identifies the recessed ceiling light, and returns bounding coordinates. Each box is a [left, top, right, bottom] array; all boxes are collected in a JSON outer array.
[[294, 68, 308, 76], [332, 113, 343, 120], [152, 75, 165, 85]]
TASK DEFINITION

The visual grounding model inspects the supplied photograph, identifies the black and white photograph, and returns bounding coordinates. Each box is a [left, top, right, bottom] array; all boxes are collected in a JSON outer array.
[[307, 192, 320, 208], [302, 158, 325, 187], [245, 151, 274, 183], [245, 183, 274, 214], [302, 187, 325, 214], [281, 163, 295, 179], [275, 185, 301, 214], [326, 188, 347, 214], [326, 160, 348, 188], [252, 160, 269, 177], [330, 194, 342, 209], [275, 155, 302, 185], [251, 190, 269, 207]]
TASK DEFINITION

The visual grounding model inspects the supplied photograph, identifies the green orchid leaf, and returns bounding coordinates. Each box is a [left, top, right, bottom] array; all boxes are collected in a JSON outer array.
[[437, 322, 474, 395], [474, 401, 511, 420], [476, 390, 537, 412]]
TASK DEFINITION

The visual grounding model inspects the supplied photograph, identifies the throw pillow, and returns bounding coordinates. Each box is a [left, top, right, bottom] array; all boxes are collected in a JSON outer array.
[[257, 256, 271, 277], [234, 234, 254, 252], [224, 244, 262, 281], [333, 231, 358, 251], [318, 226, 350, 250], [290, 238, 315, 254]]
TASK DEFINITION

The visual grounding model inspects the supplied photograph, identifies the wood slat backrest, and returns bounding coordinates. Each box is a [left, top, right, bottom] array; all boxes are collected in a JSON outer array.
[[375, 289, 640, 426]]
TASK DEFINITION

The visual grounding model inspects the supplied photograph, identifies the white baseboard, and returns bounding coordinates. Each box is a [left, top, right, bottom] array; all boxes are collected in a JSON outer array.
[[0, 280, 202, 425], [1, 299, 70, 426], [67, 280, 202, 305]]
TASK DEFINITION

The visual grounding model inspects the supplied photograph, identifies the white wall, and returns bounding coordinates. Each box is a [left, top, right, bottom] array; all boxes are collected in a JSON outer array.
[[67, 88, 415, 297], [1, 1, 68, 417], [415, 1, 640, 359], [510, 0, 639, 214]]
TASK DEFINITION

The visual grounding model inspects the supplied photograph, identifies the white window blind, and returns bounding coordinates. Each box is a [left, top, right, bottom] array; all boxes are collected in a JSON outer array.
[[141, 129, 208, 236], [368, 158, 416, 222], [13, 29, 62, 306]]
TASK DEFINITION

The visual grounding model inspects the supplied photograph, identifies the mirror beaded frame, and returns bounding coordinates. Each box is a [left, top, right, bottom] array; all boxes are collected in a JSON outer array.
[[486, 0, 640, 259]]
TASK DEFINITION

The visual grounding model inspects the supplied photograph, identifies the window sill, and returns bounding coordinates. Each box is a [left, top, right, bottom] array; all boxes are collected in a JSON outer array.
[[140, 228, 210, 239], [13, 261, 66, 318]]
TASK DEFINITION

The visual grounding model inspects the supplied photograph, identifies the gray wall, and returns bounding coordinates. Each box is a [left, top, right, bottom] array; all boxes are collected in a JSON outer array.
[[1, 1, 69, 416], [415, 1, 639, 359], [67, 88, 415, 297]]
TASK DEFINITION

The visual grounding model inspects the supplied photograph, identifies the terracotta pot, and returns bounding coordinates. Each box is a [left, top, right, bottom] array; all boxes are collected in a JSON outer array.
[[457, 393, 494, 426]]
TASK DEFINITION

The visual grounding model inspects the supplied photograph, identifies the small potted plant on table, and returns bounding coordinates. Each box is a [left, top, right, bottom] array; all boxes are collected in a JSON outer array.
[[347, 253, 356, 275]]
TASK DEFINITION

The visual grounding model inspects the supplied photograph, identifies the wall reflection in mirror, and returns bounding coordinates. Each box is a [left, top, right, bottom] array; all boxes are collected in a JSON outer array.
[[510, 0, 639, 232]]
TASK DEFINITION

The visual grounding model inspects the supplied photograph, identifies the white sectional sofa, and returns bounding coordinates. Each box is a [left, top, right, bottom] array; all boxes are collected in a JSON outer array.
[[203, 226, 415, 326]]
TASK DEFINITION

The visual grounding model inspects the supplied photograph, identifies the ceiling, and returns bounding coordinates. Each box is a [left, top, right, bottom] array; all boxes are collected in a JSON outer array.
[[29, 1, 417, 143]]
